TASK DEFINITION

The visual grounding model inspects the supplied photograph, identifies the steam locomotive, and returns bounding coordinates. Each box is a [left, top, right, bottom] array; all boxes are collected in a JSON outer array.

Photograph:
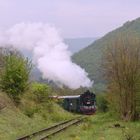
[[52, 90, 96, 115]]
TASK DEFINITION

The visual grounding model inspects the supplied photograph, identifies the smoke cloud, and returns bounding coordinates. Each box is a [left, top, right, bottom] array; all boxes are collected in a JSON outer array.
[[0, 23, 93, 89]]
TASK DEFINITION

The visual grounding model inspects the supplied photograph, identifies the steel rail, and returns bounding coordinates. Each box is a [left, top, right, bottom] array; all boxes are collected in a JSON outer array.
[[17, 116, 85, 140], [40, 117, 84, 140]]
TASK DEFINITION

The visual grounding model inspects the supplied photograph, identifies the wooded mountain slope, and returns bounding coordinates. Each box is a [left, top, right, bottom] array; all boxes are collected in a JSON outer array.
[[73, 17, 140, 91]]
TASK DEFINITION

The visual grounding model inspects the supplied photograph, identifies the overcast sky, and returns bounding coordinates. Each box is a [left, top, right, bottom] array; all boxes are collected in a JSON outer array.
[[0, 0, 140, 38]]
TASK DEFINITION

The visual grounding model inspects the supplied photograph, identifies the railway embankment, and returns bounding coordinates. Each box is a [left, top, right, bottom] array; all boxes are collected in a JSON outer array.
[[0, 91, 74, 140]]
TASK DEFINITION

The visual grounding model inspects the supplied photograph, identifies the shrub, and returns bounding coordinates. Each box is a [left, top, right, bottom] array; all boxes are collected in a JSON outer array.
[[24, 107, 37, 118], [31, 83, 51, 103], [0, 51, 32, 104], [97, 93, 108, 112]]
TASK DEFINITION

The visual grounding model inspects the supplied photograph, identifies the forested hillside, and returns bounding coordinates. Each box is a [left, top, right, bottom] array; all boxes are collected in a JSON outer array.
[[73, 17, 140, 91]]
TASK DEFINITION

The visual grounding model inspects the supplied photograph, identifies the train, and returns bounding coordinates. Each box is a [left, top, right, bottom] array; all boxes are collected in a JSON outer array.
[[51, 90, 96, 115]]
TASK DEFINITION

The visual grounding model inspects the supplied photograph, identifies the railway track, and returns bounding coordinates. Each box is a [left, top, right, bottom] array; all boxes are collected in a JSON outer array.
[[17, 116, 85, 140]]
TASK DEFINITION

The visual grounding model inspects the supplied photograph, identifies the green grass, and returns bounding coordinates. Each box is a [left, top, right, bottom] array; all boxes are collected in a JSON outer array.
[[0, 91, 139, 140], [50, 113, 140, 140], [0, 92, 74, 140]]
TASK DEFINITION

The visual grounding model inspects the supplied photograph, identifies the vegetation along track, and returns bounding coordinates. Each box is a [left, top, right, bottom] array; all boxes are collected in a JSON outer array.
[[17, 116, 86, 140]]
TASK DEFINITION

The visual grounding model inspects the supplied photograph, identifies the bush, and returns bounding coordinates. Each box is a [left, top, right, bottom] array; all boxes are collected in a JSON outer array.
[[97, 93, 108, 112], [22, 101, 39, 118], [0, 51, 32, 104], [31, 83, 51, 103], [24, 107, 38, 118]]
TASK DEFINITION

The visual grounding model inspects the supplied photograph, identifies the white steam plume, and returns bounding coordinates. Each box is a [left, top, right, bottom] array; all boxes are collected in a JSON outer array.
[[0, 23, 93, 89]]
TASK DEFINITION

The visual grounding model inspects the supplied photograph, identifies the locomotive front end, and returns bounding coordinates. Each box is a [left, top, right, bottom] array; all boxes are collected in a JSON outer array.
[[80, 90, 96, 115]]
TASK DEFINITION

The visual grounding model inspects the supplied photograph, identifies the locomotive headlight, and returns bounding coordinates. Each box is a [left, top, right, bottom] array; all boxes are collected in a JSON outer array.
[[87, 101, 91, 105]]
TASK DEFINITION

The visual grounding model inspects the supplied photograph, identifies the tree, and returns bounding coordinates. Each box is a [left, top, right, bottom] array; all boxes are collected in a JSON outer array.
[[0, 48, 10, 76], [0, 47, 20, 76], [0, 48, 32, 104], [103, 33, 140, 121]]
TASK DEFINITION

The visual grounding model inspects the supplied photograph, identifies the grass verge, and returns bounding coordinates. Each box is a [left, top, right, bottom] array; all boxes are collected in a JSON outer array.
[[50, 113, 140, 140]]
